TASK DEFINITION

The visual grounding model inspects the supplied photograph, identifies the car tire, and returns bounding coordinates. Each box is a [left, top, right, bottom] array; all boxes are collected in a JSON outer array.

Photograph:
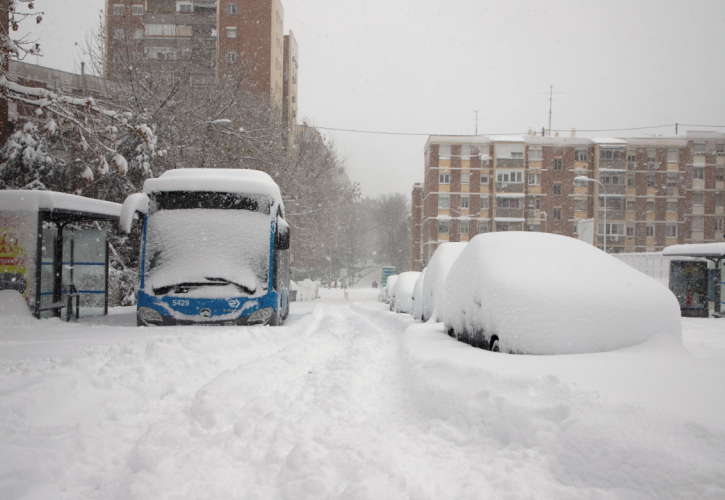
[[490, 338, 500, 352], [269, 312, 281, 326]]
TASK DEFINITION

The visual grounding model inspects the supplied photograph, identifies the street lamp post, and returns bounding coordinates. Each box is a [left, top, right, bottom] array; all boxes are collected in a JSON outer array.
[[574, 176, 607, 253]]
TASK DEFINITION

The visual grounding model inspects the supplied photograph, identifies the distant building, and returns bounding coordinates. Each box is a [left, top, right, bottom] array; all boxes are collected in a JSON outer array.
[[104, 0, 297, 123], [411, 132, 725, 270]]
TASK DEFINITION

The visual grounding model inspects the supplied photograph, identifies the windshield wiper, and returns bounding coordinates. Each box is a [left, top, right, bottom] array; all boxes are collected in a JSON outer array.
[[153, 278, 256, 296]]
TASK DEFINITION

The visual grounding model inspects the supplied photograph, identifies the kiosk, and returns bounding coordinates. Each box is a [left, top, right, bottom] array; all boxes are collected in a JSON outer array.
[[0, 191, 121, 319]]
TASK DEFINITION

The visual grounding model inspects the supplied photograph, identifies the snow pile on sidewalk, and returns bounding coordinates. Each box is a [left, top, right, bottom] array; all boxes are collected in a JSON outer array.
[[0, 290, 34, 325], [443, 232, 682, 354]]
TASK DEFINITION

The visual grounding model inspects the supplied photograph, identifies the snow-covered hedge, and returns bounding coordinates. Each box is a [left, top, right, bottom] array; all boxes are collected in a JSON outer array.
[[421, 243, 467, 322], [390, 271, 421, 314], [442, 232, 682, 355]]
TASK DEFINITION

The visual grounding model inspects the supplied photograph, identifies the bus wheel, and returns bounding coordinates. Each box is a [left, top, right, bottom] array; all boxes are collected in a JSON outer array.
[[269, 312, 281, 326], [490, 338, 500, 352]]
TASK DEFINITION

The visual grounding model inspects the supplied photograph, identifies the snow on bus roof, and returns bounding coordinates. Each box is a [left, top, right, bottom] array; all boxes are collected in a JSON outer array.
[[143, 169, 283, 207], [662, 242, 725, 258], [0, 190, 121, 218]]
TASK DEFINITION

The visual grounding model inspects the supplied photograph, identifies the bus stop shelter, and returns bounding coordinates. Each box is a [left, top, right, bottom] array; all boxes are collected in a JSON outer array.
[[0, 190, 121, 319], [662, 243, 725, 317]]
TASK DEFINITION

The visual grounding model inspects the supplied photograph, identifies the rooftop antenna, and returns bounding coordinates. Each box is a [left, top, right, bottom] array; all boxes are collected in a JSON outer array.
[[474, 110, 480, 135], [539, 85, 563, 136]]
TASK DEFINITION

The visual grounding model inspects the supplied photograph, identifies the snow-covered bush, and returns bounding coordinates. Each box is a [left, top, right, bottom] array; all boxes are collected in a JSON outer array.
[[390, 271, 421, 314], [442, 232, 682, 355], [411, 268, 426, 320], [421, 242, 467, 322]]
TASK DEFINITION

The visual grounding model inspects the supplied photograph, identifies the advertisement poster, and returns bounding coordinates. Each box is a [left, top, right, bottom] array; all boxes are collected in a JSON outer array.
[[0, 213, 36, 304]]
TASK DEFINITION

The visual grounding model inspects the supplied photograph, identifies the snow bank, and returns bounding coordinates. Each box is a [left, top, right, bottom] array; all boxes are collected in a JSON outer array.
[[390, 271, 421, 314], [443, 232, 682, 355], [411, 268, 426, 320], [143, 169, 284, 215], [0, 290, 33, 325], [421, 242, 467, 322], [296, 279, 318, 301]]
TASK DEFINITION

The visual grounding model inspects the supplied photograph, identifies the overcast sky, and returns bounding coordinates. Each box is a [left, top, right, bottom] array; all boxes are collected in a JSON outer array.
[[19, 0, 725, 198]]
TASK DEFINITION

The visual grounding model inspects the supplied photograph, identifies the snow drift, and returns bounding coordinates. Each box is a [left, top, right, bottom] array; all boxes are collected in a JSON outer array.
[[442, 232, 682, 355]]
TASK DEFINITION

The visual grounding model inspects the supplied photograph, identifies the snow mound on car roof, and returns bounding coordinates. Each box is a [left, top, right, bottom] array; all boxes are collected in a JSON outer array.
[[391, 271, 421, 314], [443, 232, 682, 355], [411, 267, 426, 320], [422, 242, 467, 322]]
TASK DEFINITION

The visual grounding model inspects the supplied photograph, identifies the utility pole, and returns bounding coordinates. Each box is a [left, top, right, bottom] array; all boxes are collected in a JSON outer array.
[[539, 86, 563, 136]]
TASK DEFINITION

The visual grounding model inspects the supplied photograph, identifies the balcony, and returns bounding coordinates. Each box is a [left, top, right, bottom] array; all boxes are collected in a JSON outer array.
[[496, 182, 524, 193], [496, 207, 525, 218], [599, 210, 626, 220]]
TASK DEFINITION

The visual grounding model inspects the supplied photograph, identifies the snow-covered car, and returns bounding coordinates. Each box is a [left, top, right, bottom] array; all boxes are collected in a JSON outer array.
[[411, 268, 426, 320], [390, 271, 422, 314], [379, 275, 398, 303], [421, 242, 467, 322], [442, 232, 682, 355]]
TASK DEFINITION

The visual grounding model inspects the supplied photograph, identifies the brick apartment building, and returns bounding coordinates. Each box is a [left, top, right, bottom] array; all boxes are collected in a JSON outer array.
[[411, 132, 725, 271], [105, 0, 298, 123]]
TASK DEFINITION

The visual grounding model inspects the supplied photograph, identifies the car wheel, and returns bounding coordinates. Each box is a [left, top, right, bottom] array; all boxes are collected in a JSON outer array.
[[269, 312, 281, 326], [490, 338, 500, 352]]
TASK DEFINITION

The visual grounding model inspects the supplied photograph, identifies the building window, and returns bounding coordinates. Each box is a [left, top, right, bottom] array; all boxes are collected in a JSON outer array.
[[496, 197, 521, 209], [460, 145, 471, 159], [132, 4, 143, 15], [225, 51, 237, 63], [716, 192, 724, 206], [113, 4, 124, 15], [628, 152, 637, 169], [666, 201, 678, 213], [717, 143, 725, 155], [438, 195, 450, 209], [528, 148, 542, 161], [133, 28, 143, 39], [627, 200, 635, 212], [716, 218, 724, 232], [496, 223, 509, 232], [599, 223, 625, 235], [528, 173, 540, 186], [535, 197, 541, 209], [460, 220, 469, 234], [646, 174, 656, 188], [553, 158, 563, 171], [553, 183, 562, 196], [226, 27, 237, 38], [693, 142, 706, 155], [646, 225, 655, 238], [113, 28, 125, 40], [717, 167, 725, 181], [227, 3, 237, 13], [646, 201, 655, 213], [667, 149, 679, 162], [693, 168, 705, 180], [177, 2, 192, 12], [647, 149, 657, 163], [600, 149, 625, 160], [497, 143, 524, 159], [438, 144, 451, 159], [667, 173, 679, 188], [692, 192, 704, 206], [575, 149, 588, 162], [439, 173, 450, 184], [460, 196, 470, 209], [628, 174, 635, 187], [666, 224, 678, 238], [573, 198, 587, 211], [480, 174, 489, 185], [146, 24, 176, 36], [496, 170, 523, 183], [461, 172, 470, 185], [481, 196, 489, 209], [553, 208, 562, 221], [626, 225, 635, 237], [692, 216, 704, 231], [600, 174, 625, 185], [438, 220, 449, 234]]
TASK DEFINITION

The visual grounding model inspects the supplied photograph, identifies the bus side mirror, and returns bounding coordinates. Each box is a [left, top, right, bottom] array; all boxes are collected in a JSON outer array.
[[120, 193, 149, 234], [275, 222, 290, 250]]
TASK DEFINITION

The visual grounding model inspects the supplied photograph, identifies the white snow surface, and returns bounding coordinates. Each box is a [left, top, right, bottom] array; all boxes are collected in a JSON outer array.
[[0, 190, 121, 217], [119, 193, 149, 234], [0, 297, 723, 499], [390, 271, 421, 314], [143, 169, 284, 214], [411, 267, 426, 320], [421, 242, 467, 322], [0, 290, 34, 325], [443, 232, 682, 354]]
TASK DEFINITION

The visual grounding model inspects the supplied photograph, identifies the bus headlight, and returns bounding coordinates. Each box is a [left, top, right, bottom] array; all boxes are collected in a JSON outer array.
[[248, 307, 274, 324], [138, 306, 163, 325]]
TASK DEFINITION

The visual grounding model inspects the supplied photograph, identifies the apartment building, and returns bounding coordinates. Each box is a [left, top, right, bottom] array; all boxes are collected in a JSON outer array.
[[411, 131, 725, 271], [105, 0, 297, 121]]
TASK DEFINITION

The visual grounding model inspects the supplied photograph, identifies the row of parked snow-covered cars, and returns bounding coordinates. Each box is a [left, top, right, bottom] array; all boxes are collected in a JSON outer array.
[[380, 232, 682, 355]]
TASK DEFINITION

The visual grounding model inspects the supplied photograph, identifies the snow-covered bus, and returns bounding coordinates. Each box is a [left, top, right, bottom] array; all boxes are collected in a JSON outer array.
[[121, 169, 290, 326]]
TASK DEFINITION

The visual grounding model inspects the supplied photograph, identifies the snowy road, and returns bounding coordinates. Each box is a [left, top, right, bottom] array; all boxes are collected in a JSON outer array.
[[1, 291, 725, 499]]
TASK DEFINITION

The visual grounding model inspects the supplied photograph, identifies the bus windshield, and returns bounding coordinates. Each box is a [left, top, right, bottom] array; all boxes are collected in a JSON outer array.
[[144, 192, 272, 297]]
